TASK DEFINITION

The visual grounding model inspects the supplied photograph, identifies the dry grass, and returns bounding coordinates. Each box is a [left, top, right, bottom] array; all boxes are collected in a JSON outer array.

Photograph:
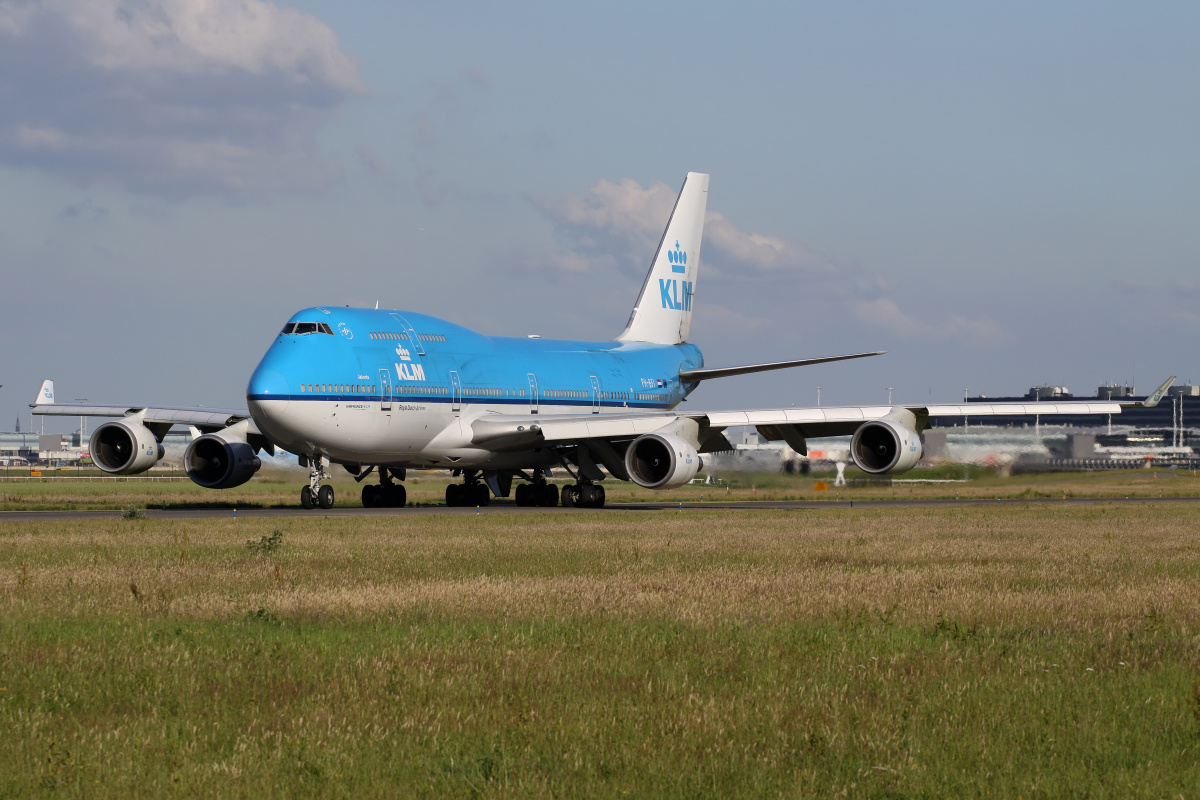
[[3, 465, 1199, 511], [2, 504, 1198, 796]]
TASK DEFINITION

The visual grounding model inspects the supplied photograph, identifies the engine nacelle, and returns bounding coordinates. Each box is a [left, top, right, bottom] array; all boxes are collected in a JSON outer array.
[[850, 420, 923, 475], [90, 421, 164, 475], [184, 434, 261, 489], [624, 432, 702, 490]]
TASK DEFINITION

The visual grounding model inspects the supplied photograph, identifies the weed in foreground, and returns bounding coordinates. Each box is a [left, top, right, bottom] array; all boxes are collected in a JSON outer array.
[[121, 505, 145, 519], [246, 529, 283, 555]]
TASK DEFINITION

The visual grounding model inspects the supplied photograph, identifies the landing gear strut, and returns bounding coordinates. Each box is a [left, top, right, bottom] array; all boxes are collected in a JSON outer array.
[[362, 468, 407, 508], [300, 455, 335, 510], [445, 471, 490, 507]]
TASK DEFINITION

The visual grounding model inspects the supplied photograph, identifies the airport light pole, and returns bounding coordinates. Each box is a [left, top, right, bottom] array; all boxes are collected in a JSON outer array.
[[75, 399, 87, 451], [887, 387, 894, 405]]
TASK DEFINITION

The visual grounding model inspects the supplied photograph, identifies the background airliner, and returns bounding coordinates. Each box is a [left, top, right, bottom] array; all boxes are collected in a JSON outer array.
[[31, 173, 1167, 510]]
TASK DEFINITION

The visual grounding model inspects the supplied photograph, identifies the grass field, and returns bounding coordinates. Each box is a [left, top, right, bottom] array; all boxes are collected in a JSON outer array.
[[2, 503, 1199, 797], [3, 465, 1200, 511]]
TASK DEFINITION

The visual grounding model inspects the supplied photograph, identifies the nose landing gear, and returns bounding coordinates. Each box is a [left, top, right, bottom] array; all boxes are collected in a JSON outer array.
[[300, 454, 335, 509]]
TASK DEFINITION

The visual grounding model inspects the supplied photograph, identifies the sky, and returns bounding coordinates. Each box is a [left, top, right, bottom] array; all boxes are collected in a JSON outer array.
[[1, 0, 1197, 434]]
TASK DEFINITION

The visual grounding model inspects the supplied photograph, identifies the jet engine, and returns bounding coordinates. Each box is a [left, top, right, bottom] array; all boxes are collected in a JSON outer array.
[[184, 433, 261, 489], [850, 419, 923, 475], [624, 432, 702, 490], [89, 421, 164, 475]]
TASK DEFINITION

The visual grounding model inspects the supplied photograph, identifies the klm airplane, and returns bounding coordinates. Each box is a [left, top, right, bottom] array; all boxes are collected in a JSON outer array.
[[31, 173, 1170, 509]]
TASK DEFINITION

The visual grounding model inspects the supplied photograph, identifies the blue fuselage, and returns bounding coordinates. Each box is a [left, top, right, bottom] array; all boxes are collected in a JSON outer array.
[[245, 307, 703, 468]]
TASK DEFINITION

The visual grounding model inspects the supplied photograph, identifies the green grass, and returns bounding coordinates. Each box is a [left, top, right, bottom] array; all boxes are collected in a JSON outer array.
[[2, 505, 1199, 796]]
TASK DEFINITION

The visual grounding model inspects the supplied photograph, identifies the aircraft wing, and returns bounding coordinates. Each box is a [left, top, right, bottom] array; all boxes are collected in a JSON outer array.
[[29, 379, 257, 435], [470, 398, 1129, 456]]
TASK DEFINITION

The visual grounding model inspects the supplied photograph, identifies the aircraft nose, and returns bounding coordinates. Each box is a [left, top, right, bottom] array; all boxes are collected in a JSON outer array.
[[247, 368, 291, 411]]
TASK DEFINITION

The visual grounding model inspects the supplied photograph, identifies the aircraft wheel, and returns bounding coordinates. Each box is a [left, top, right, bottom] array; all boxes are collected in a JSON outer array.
[[446, 483, 461, 507], [560, 485, 576, 507], [514, 483, 530, 507], [318, 484, 335, 509], [577, 484, 594, 507], [300, 486, 315, 509], [540, 483, 559, 508], [391, 484, 407, 508], [473, 483, 490, 506], [362, 484, 378, 508], [592, 485, 606, 509]]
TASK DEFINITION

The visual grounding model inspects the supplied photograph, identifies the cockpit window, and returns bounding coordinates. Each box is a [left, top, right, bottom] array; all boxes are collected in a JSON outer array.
[[281, 321, 335, 335]]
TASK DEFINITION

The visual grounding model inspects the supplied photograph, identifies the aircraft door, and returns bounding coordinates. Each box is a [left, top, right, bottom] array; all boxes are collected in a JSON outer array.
[[590, 375, 601, 414], [449, 371, 461, 412], [379, 368, 392, 411], [389, 313, 425, 356], [527, 373, 539, 414]]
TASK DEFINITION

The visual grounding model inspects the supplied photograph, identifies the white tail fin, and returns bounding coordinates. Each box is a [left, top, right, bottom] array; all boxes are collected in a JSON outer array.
[[616, 172, 709, 344], [34, 379, 55, 405]]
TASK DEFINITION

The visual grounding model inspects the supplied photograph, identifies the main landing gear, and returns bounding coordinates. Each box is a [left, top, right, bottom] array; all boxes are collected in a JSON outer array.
[[513, 471, 559, 507], [299, 454, 335, 510], [561, 483, 605, 509], [362, 468, 407, 508], [446, 471, 490, 507]]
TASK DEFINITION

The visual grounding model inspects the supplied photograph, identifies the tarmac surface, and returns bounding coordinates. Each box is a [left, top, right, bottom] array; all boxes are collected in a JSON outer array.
[[2, 495, 1198, 522]]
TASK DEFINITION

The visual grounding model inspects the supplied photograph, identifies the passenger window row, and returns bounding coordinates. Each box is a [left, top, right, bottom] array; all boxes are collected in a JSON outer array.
[[300, 384, 376, 394], [293, 382, 643, 402], [368, 331, 448, 342], [396, 385, 450, 395]]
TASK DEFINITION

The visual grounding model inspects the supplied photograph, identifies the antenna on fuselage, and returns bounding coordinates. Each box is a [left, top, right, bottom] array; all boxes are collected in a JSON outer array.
[[375, 301, 379, 309]]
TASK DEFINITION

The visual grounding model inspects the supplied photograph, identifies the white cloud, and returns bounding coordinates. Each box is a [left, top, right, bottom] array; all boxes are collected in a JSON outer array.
[[852, 297, 1005, 343], [0, 0, 361, 197], [540, 176, 822, 279]]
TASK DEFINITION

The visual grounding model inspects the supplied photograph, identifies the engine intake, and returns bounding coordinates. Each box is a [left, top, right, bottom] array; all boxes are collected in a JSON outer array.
[[184, 434, 261, 489], [89, 421, 164, 475], [850, 420, 923, 475], [624, 432, 702, 489]]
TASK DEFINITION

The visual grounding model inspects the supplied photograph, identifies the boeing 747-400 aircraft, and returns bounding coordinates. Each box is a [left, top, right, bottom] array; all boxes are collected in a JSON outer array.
[[30, 173, 1174, 509]]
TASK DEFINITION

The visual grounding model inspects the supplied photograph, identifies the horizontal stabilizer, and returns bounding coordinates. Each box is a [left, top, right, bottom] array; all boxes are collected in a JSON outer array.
[[679, 351, 885, 383]]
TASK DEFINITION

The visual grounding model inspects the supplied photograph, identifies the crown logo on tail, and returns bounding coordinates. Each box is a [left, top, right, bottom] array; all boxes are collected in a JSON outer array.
[[667, 241, 687, 273]]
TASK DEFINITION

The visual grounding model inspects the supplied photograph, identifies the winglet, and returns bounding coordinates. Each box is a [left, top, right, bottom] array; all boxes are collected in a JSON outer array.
[[1130, 376, 1175, 408], [32, 379, 55, 406]]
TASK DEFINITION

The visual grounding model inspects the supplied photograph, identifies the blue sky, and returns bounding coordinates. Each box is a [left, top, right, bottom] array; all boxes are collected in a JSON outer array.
[[1, 1, 1196, 432]]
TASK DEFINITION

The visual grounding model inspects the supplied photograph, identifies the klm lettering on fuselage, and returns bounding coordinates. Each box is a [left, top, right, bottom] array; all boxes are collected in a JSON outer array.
[[659, 242, 693, 310], [395, 362, 426, 381], [393, 344, 425, 382]]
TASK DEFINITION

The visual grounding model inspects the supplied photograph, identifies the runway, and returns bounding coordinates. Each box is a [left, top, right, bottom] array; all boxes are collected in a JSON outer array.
[[2, 495, 1198, 522]]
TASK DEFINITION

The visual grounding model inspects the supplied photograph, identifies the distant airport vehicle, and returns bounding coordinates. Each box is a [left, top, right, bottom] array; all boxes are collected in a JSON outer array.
[[30, 173, 1173, 509]]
